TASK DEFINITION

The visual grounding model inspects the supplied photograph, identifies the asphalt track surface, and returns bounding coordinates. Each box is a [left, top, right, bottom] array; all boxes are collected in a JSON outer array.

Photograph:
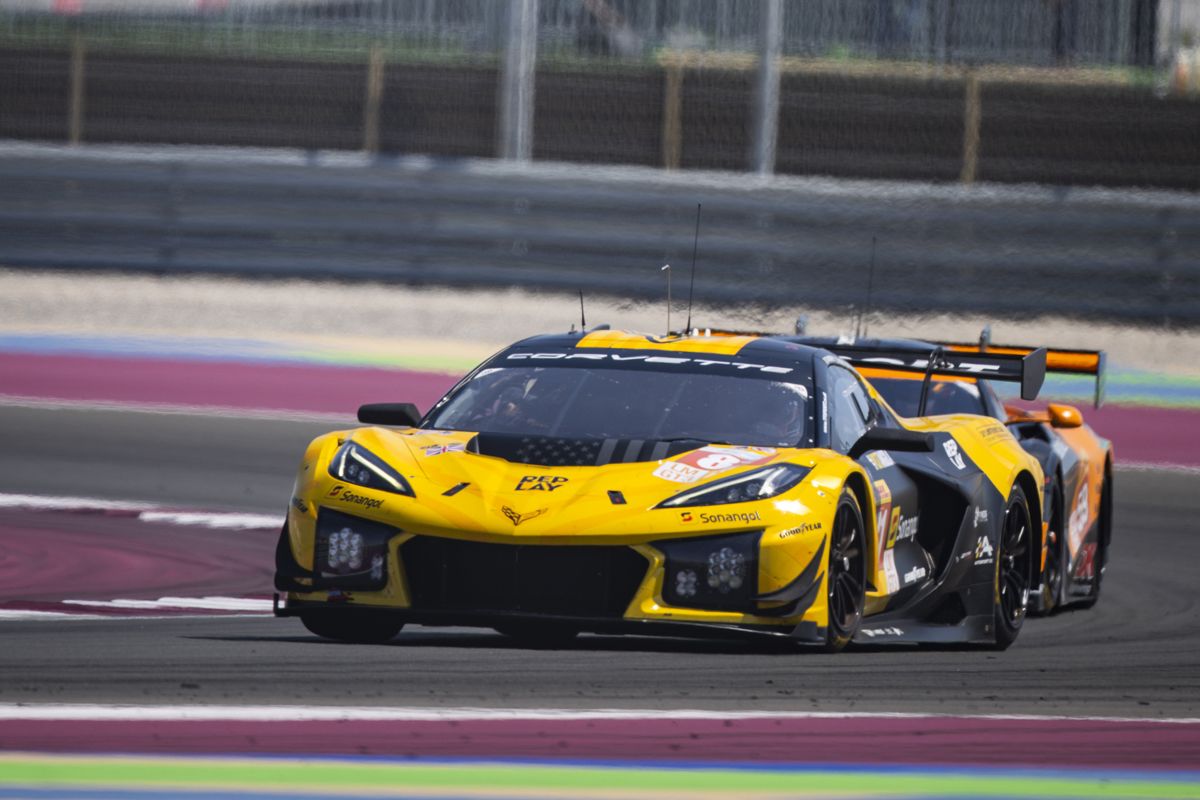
[[2, 404, 1200, 725]]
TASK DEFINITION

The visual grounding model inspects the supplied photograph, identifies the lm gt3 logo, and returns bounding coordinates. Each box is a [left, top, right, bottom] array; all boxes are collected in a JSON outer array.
[[516, 475, 568, 492]]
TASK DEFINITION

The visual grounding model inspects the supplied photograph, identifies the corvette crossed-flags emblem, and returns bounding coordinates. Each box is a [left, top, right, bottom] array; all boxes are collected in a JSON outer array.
[[501, 506, 546, 526]]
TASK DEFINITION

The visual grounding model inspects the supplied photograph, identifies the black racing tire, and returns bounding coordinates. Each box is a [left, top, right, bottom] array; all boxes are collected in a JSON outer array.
[[991, 484, 1033, 650], [494, 622, 580, 648], [1037, 479, 1066, 615], [823, 488, 867, 653], [300, 609, 404, 644], [1079, 471, 1112, 609]]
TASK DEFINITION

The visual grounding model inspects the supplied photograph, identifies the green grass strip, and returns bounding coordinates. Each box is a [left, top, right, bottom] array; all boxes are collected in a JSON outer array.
[[297, 348, 478, 375], [2, 754, 1199, 798]]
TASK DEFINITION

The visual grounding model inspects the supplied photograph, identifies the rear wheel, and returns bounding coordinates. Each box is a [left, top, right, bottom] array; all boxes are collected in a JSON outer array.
[[494, 622, 579, 648], [992, 484, 1032, 650], [824, 488, 866, 652], [300, 609, 404, 644], [1038, 481, 1066, 615]]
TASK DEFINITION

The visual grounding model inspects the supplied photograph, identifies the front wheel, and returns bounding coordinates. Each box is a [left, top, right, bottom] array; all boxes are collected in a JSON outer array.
[[300, 609, 404, 644], [824, 488, 867, 652], [992, 484, 1033, 650]]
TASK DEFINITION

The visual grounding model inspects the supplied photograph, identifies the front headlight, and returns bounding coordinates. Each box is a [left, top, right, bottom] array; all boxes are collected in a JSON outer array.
[[328, 442, 415, 497], [314, 508, 394, 590], [659, 531, 761, 612], [657, 463, 810, 508]]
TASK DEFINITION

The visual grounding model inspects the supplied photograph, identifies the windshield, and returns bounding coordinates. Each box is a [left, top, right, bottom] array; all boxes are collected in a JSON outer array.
[[869, 377, 986, 417], [425, 365, 812, 447]]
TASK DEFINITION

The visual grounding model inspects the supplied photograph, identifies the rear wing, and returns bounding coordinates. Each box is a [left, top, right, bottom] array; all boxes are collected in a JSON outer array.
[[798, 338, 1047, 416], [934, 334, 1106, 408]]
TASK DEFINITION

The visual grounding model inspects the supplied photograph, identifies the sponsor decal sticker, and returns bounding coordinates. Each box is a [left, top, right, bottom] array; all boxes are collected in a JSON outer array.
[[677, 446, 776, 472], [859, 355, 1000, 375], [655, 446, 775, 484], [515, 475, 568, 492], [860, 626, 904, 638], [778, 522, 822, 539], [1074, 541, 1098, 580], [501, 506, 546, 526], [423, 442, 466, 456], [506, 351, 793, 375], [882, 549, 900, 593], [290, 496, 308, 514], [887, 512, 918, 547], [979, 423, 1008, 442], [679, 511, 694, 523], [1068, 483, 1090, 552], [327, 486, 383, 510], [943, 438, 966, 470], [698, 510, 762, 525], [865, 450, 895, 470], [974, 535, 995, 565], [653, 461, 709, 483], [902, 565, 927, 585], [873, 479, 892, 558], [973, 506, 989, 528]]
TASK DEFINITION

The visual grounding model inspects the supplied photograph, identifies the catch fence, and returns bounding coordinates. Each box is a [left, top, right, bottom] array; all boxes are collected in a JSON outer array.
[[2, 0, 1198, 188]]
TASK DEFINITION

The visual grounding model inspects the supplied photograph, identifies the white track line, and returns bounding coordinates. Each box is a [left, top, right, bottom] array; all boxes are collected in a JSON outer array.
[[0, 704, 1197, 725], [1118, 461, 1200, 475], [137, 511, 282, 530], [0, 494, 154, 513], [0, 493, 282, 530], [61, 597, 272, 612], [0, 610, 114, 621]]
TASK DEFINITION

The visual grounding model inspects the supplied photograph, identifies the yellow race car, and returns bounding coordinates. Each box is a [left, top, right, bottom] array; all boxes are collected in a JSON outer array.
[[274, 328, 1047, 650]]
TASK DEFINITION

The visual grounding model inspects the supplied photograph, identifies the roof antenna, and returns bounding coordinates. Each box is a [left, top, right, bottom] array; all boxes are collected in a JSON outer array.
[[579, 289, 587, 331], [855, 236, 877, 340], [661, 264, 672, 334], [684, 203, 701, 335]]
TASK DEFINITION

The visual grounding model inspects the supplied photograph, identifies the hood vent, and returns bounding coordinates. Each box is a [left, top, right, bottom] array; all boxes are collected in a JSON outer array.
[[467, 433, 701, 467]]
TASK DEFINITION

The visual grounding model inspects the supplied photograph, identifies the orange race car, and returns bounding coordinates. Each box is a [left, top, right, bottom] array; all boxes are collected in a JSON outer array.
[[793, 332, 1112, 614]]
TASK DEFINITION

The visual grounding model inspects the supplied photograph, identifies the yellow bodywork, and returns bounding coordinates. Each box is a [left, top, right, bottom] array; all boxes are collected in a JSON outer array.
[[283, 331, 1043, 634]]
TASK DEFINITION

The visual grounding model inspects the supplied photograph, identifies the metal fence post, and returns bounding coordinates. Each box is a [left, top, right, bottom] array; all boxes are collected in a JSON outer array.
[[750, 0, 783, 176], [363, 43, 385, 154], [498, 0, 538, 162], [960, 70, 981, 184], [661, 55, 683, 170], [68, 32, 86, 145]]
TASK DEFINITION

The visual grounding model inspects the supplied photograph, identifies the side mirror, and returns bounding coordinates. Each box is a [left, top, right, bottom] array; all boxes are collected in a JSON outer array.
[[848, 427, 935, 460], [1047, 402, 1083, 429], [357, 403, 421, 427]]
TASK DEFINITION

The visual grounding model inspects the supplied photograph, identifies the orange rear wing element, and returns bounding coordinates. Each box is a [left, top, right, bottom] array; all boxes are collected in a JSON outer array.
[[796, 338, 1047, 415], [935, 340, 1106, 408]]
